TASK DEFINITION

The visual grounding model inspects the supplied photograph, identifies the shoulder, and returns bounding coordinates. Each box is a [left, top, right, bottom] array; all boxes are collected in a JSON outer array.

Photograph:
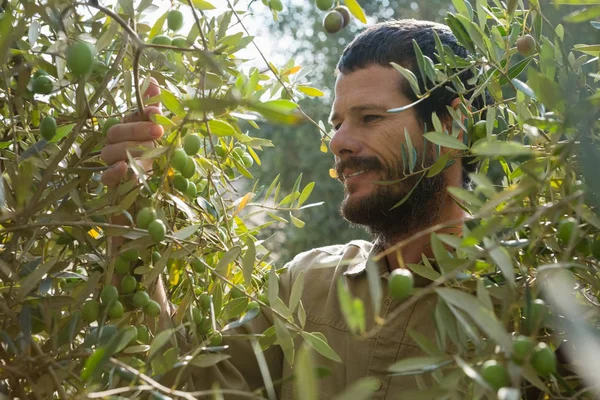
[[283, 239, 372, 280]]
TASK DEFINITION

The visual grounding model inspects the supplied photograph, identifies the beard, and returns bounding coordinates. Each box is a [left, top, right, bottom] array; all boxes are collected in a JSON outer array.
[[335, 148, 447, 243]]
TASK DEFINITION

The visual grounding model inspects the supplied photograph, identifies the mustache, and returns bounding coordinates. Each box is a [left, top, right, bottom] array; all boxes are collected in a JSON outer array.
[[334, 156, 383, 181]]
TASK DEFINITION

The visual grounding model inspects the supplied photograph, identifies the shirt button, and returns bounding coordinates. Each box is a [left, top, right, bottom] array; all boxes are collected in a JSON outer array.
[[373, 377, 383, 391]]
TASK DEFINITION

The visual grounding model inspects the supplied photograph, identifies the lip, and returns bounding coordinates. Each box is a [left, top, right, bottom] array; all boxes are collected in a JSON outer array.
[[343, 170, 371, 184], [341, 169, 366, 181]]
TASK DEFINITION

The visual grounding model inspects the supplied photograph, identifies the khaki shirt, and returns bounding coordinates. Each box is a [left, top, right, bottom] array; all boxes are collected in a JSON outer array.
[[187, 240, 437, 399]]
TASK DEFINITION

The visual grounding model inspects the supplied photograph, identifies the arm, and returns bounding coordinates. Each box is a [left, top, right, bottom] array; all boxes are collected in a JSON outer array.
[[100, 78, 171, 329]]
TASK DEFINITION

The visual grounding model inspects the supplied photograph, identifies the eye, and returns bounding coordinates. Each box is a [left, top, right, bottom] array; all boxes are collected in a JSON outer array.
[[333, 123, 342, 131], [362, 115, 381, 124]]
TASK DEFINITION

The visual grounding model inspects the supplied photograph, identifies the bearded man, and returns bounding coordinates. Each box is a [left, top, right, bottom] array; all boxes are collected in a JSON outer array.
[[101, 19, 487, 400]]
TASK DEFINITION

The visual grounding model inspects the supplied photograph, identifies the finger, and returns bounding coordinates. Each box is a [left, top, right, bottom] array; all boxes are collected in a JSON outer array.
[[121, 105, 162, 124], [101, 141, 156, 165], [143, 77, 161, 108], [101, 161, 128, 188], [107, 121, 164, 144]]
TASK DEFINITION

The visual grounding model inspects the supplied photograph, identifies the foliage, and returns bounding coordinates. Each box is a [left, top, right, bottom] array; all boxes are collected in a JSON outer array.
[[1, 0, 600, 398], [0, 0, 332, 397]]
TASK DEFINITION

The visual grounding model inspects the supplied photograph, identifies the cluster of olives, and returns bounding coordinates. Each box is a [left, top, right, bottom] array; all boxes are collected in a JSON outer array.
[[169, 135, 254, 199], [33, 41, 96, 141], [480, 336, 556, 392], [81, 283, 160, 324], [151, 10, 189, 48], [317, 0, 351, 34]]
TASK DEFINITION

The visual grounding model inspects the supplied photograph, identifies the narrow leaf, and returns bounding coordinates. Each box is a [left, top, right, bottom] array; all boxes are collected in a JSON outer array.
[[423, 132, 468, 150], [242, 238, 255, 287], [344, 0, 367, 23], [288, 271, 304, 313], [301, 331, 342, 363]]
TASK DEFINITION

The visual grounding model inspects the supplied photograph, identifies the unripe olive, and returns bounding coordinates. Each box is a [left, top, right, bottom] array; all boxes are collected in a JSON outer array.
[[66, 41, 95, 77], [133, 291, 150, 308], [210, 332, 223, 346], [323, 10, 344, 34], [31, 76, 53, 94], [334, 6, 351, 27], [121, 249, 139, 262], [185, 181, 197, 198], [199, 293, 211, 310], [167, 10, 184, 31], [82, 300, 100, 323], [120, 275, 137, 294], [173, 174, 189, 192], [40, 116, 57, 141], [388, 269, 414, 301], [171, 149, 188, 171], [197, 318, 212, 334], [183, 133, 202, 155], [172, 37, 188, 48], [100, 285, 119, 305], [181, 156, 196, 179], [191, 306, 204, 324], [480, 360, 509, 391], [136, 207, 157, 229], [144, 300, 161, 317], [148, 219, 167, 243], [108, 300, 124, 319], [114, 257, 131, 275], [316, 0, 334, 11], [152, 35, 172, 47], [102, 117, 120, 136], [531, 342, 557, 377], [190, 257, 207, 273], [516, 34, 536, 57]]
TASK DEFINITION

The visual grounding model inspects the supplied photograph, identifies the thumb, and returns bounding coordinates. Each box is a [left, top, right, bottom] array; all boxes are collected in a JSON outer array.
[[142, 77, 161, 110]]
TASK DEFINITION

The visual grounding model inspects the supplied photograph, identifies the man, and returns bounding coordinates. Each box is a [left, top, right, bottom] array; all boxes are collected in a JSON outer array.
[[102, 19, 486, 399]]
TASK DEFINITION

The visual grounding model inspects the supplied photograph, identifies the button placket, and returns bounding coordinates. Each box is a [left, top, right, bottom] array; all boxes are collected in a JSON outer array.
[[365, 296, 400, 398]]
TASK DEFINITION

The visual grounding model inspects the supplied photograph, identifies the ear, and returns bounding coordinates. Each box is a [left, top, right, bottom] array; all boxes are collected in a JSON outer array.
[[441, 98, 469, 146]]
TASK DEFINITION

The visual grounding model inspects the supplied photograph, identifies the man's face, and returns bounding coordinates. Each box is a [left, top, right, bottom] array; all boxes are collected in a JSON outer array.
[[329, 65, 446, 240]]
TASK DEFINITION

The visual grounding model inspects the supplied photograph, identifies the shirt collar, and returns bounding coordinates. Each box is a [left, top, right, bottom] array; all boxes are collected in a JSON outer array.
[[343, 241, 389, 278]]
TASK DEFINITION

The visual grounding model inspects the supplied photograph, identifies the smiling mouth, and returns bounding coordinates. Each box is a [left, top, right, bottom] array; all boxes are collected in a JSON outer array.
[[342, 170, 367, 182]]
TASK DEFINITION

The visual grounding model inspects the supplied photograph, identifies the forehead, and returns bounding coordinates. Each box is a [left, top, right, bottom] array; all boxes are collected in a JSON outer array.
[[330, 65, 409, 121]]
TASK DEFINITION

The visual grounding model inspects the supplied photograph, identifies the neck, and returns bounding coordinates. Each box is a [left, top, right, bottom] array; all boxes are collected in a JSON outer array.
[[383, 193, 466, 270]]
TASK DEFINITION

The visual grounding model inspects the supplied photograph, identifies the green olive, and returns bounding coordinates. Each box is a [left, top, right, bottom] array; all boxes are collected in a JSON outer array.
[[136, 207, 157, 229], [132, 291, 150, 308], [31, 76, 53, 94], [183, 134, 202, 155], [66, 41, 95, 77], [108, 300, 124, 319], [40, 116, 57, 141], [167, 10, 184, 31], [144, 300, 161, 317], [100, 285, 119, 305], [181, 156, 196, 179], [102, 117, 120, 136]]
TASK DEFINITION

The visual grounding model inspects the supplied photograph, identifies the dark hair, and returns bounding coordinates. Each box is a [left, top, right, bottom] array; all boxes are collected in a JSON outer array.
[[336, 19, 491, 188]]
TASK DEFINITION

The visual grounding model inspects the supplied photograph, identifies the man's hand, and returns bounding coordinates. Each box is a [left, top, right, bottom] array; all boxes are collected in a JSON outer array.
[[101, 78, 164, 187]]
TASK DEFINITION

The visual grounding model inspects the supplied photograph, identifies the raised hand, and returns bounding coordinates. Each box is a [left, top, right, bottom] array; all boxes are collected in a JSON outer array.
[[101, 78, 164, 187]]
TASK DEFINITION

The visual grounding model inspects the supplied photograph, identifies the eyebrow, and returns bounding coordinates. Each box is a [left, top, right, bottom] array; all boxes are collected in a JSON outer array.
[[328, 104, 388, 125]]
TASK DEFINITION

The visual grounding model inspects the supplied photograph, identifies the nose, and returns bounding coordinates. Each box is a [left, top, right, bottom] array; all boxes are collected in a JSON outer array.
[[329, 122, 363, 157]]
